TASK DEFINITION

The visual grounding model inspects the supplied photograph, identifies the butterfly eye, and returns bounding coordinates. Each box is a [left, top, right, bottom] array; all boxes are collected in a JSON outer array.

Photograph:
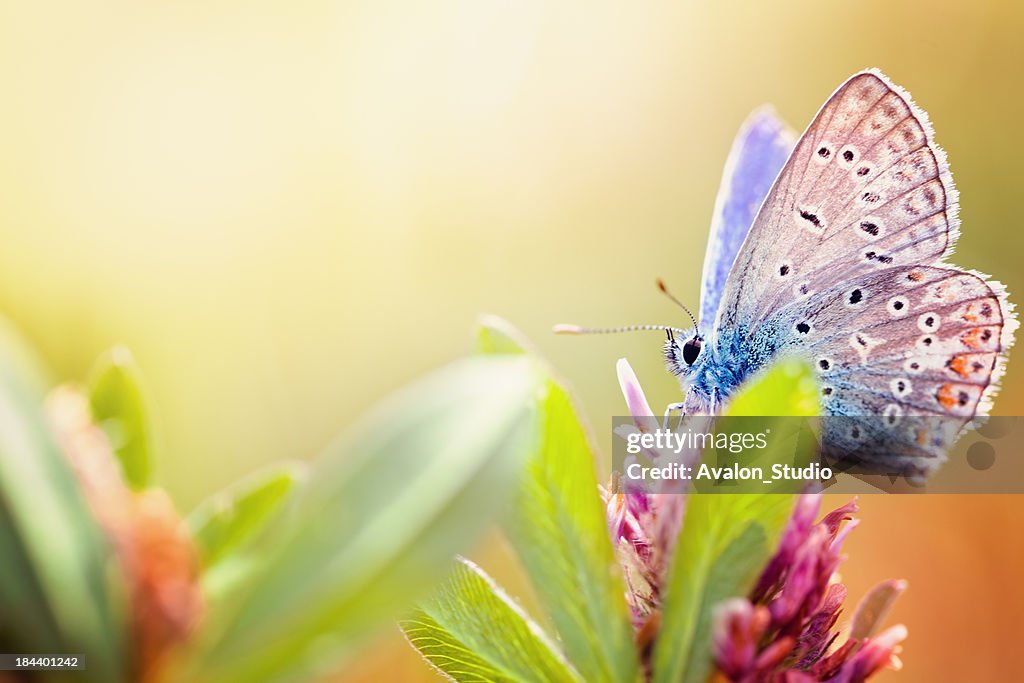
[[682, 337, 702, 365]]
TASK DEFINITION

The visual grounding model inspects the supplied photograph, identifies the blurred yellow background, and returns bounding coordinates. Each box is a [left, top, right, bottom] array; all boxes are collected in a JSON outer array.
[[0, 1, 1021, 681]]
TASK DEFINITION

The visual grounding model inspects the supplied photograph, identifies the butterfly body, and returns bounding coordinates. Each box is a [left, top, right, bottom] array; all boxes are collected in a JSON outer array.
[[665, 323, 771, 414], [661, 70, 1016, 476]]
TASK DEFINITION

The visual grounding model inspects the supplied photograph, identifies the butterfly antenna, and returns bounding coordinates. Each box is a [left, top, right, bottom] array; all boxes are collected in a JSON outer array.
[[656, 278, 700, 336], [553, 323, 688, 337]]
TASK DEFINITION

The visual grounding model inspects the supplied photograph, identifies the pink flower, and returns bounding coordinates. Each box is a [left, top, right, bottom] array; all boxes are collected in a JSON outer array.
[[714, 495, 906, 682], [607, 360, 907, 681], [602, 360, 690, 628]]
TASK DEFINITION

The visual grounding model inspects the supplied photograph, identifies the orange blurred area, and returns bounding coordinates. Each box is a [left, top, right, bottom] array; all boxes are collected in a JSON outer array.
[[0, 1, 1022, 681]]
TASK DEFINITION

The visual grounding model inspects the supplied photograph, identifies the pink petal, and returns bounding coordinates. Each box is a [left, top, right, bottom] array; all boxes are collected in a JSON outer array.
[[616, 358, 658, 434]]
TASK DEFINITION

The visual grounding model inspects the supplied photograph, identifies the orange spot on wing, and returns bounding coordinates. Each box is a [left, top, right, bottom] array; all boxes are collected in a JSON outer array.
[[947, 353, 996, 379], [960, 327, 995, 350], [947, 355, 970, 377], [936, 384, 958, 410], [960, 300, 995, 323]]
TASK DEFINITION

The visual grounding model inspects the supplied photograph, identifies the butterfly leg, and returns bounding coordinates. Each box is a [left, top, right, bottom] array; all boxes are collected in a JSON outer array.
[[711, 387, 722, 416], [663, 402, 686, 432]]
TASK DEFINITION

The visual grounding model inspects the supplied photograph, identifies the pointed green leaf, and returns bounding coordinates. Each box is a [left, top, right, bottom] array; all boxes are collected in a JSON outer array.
[[188, 462, 306, 571], [0, 319, 126, 682], [402, 558, 584, 683], [186, 355, 543, 683], [653, 359, 817, 683], [88, 346, 154, 490], [724, 358, 820, 417], [474, 314, 532, 356], [480, 316, 637, 683], [509, 383, 638, 683], [652, 491, 793, 683]]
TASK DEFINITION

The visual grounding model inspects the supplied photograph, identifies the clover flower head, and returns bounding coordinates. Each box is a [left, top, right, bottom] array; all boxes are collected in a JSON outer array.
[[606, 360, 907, 681]]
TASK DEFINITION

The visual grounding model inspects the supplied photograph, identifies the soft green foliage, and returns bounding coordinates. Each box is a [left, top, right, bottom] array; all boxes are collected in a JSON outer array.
[[188, 462, 306, 569], [411, 322, 820, 683], [506, 384, 639, 683], [652, 360, 817, 683], [475, 313, 535, 356], [0, 321, 126, 683], [652, 492, 794, 683], [725, 357, 820, 417], [0, 306, 825, 683], [402, 558, 584, 683], [88, 346, 154, 490], [691, 358, 821, 495], [477, 317, 639, 683], [188, 463, 306, 601], [187, 355, 544, 683]]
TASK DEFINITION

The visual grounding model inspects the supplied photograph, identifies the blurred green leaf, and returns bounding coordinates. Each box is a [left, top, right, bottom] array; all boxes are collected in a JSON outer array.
[[478, 318, 638, 683], [0, 320, 126, 682], [186, 354, 543, 683], [691, 359, 821, 495], [88, 347, 154, 490], [474, 313, 531, 356], [724, 357, 820, 417], [402, 557, 584, 683], [188, 462, 306, 571], [652, 360, 817, 683], [196, 555, 260, 609]]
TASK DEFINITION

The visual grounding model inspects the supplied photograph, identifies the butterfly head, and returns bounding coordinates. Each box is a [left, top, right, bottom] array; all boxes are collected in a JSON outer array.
[[663, 328, 704, 376], [654, 278, 705, 375]]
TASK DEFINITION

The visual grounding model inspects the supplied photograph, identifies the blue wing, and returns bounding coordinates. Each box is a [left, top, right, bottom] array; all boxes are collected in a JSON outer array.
[[699, 107, 795, 329]]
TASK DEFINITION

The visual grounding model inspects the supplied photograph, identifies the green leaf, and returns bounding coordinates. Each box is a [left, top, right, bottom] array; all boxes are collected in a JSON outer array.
[[652, 359, 817, 683], [479, 317, 637, 683], [188, 463, 306, 571], [0, 319, 126, 682], [652, 491, 793, 683], [690, 359, 821, 495], [189, 465, 305, 604], [88, 346, 154, 490], [724, 357, 820, 417], [479, 316, 638, 683], [185, 355, 543, 683], [402, 557, 584, 683], [474, 313, 533, 356], [510, 385, 639, 683], [196, 555, 261, 608]]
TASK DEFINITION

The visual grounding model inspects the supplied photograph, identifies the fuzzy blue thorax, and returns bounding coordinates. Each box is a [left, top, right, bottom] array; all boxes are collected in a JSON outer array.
[[664, 324, 787, 414]]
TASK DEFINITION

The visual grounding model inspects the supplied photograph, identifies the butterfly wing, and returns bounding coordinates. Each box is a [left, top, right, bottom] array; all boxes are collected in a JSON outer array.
[[766, 264, 1011, 476], [716, 70, 962, 331], [699, 108, 795, 328], [709, 70, 1016, 450]]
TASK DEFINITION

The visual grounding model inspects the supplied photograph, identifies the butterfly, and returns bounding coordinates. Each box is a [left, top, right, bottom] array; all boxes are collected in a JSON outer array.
[[561, 70, 1017, 478]]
